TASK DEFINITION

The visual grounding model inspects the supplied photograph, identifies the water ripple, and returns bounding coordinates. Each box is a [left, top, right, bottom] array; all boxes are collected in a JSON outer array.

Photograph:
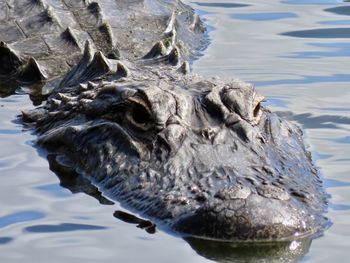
[[282, 0, 344, 4], [0, 237, 13, 245], [330, 203, 350, 211], [24, 223, 107, 233], [265, 97, 289, 108], [318, 107, 350, 112], [275, 111, 350, 129], [334, 136, 350, 143], [319, 19, 350, 25], [0, 153, 27, 170], [284, 42, 350, 58], [282, 27, 350, 38], [325, 5, 350, 15], [232, 12, 297, 21], [313, 152, 333, 160], [36, 183, 72, 198], [253, 74, 350, 86], [192, 2, 250, 8], [324, 178, 350, 188], [0, 211, 45, 229], [0, 129, 22, 135]]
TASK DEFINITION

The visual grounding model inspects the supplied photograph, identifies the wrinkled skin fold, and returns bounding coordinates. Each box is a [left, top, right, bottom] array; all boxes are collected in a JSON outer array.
[[0, 0, 328, 241]]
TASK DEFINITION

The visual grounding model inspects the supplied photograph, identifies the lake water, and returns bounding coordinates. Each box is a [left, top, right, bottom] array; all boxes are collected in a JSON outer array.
[[1, 0, 350, 262]]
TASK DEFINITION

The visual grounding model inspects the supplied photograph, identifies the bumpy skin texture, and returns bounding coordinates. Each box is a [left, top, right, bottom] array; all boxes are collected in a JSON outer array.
[[1, 0, 327, 241]]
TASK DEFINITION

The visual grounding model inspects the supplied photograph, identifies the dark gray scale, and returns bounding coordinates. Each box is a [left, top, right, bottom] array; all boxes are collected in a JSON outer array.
[[0, 0, 7, 21], [70, 1, 119, 59], [62, 0, 86, 9], [11, 37, 50, 59], [16, 57, 47, 81], [0, 42, 46, 81], [0, 42, 23, 76], [1, 1, 90, 81], [8, 0, 47, 18], [43, 27, 83, 54], [17, 8, 62, 37], [0, 23, 25, 44]]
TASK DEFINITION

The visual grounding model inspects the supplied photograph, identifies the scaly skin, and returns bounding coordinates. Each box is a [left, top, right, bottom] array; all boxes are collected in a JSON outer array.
[[0, 0, 327, 241]]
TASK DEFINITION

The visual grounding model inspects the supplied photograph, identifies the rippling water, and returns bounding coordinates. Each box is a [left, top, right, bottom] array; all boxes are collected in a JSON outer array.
[[1, 0, 350, 262]]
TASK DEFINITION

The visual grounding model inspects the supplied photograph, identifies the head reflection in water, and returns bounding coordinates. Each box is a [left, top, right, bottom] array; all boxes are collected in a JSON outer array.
[[113, 209, 312, 263]]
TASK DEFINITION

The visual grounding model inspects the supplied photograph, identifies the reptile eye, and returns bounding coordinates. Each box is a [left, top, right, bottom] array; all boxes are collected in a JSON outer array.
[[131, 104, 151, 124], [126, 101, 153, 130]]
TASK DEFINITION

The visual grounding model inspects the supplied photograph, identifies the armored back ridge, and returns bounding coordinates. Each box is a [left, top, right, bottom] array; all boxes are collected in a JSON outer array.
[[1, 0, 328, 241], [0, 0, 205, 82]]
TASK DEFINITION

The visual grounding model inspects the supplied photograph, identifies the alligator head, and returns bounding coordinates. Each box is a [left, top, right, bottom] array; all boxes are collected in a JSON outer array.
[[22, 54, 327, 240]]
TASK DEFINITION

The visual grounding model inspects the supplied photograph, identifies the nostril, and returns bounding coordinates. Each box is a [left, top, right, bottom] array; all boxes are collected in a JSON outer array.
[[253, 103, 261, 118], [153, 124, 186, 161], [252, 92, 264, 124], [153, 134, 171, 161]]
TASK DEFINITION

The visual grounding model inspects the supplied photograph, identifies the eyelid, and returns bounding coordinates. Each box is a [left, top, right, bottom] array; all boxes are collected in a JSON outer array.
[[127, 97, 152, 114]]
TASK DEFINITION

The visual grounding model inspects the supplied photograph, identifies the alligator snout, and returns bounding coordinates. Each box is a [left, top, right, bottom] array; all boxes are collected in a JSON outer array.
[[174, 188, 324, 241]]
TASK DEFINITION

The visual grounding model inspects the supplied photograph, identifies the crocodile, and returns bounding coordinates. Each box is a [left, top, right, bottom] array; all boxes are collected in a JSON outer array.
[[0, 0, 328, 241]]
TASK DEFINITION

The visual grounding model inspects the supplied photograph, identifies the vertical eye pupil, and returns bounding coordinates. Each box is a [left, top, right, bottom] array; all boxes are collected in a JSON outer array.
[[132, 104, 150, 124]]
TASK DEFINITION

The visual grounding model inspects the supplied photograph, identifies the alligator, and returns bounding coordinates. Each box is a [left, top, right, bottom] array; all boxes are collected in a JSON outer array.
[[0, 0, 328, 241]]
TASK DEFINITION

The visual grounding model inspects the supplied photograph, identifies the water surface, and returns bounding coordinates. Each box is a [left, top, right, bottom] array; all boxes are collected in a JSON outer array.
[[1, 0, 350, 262]]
